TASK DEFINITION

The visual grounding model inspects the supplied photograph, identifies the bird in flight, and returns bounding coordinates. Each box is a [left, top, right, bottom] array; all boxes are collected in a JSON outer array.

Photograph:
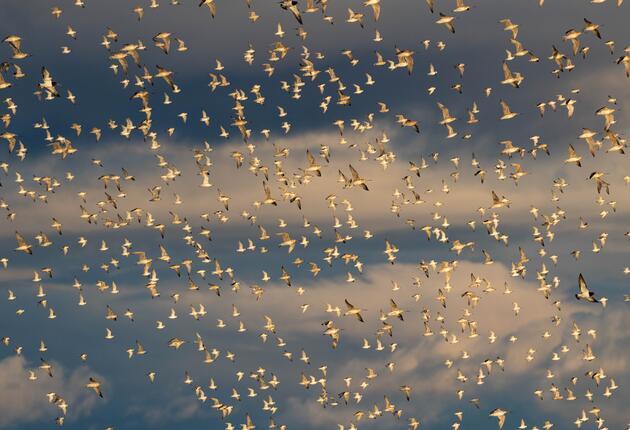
[[0, 2, 625, 430]]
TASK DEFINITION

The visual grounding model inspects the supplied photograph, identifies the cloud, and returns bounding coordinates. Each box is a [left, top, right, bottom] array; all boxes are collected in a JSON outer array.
[[126, 389, 201, 425], [0, 355, 105, 428], [6, 118, 630, 243], [231, 260, 626, 429], [0, 1, 629, 430]]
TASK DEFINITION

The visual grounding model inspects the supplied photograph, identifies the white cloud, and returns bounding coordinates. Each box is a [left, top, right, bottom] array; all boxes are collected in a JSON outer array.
[[0, 355, 105, 428]]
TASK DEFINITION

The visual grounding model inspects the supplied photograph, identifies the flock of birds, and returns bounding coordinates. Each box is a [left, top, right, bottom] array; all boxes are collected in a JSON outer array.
[[0, 0, 628, 430]]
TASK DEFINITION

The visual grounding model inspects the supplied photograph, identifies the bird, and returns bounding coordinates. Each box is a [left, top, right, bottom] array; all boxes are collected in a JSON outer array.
[[436, 13, 455, 33], [344, 299, 365, 322], [576, 274, 598, 302], [565, 144, 583, 167], [0, 3, 626, 430], [199, 0, 217, 18], [499, 100, 518, 120], [280, 1, 302, 24], [14, 232, 32, 254], [86, 377, 103, 398], [3, 35, 30, 59], [364, 0, 381, 21], [489, 408, 508, 429]]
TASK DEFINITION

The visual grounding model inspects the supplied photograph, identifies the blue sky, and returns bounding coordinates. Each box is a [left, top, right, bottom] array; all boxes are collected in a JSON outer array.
[[0, 0, 628, 429]]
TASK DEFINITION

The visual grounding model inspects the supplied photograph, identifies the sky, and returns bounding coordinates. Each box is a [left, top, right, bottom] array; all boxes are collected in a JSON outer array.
[[0, 0, 628, 429]]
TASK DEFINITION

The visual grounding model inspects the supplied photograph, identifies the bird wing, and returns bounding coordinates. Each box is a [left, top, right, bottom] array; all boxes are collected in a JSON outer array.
[[578, 273, 589, 295], [349, 164, 360, 180]]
